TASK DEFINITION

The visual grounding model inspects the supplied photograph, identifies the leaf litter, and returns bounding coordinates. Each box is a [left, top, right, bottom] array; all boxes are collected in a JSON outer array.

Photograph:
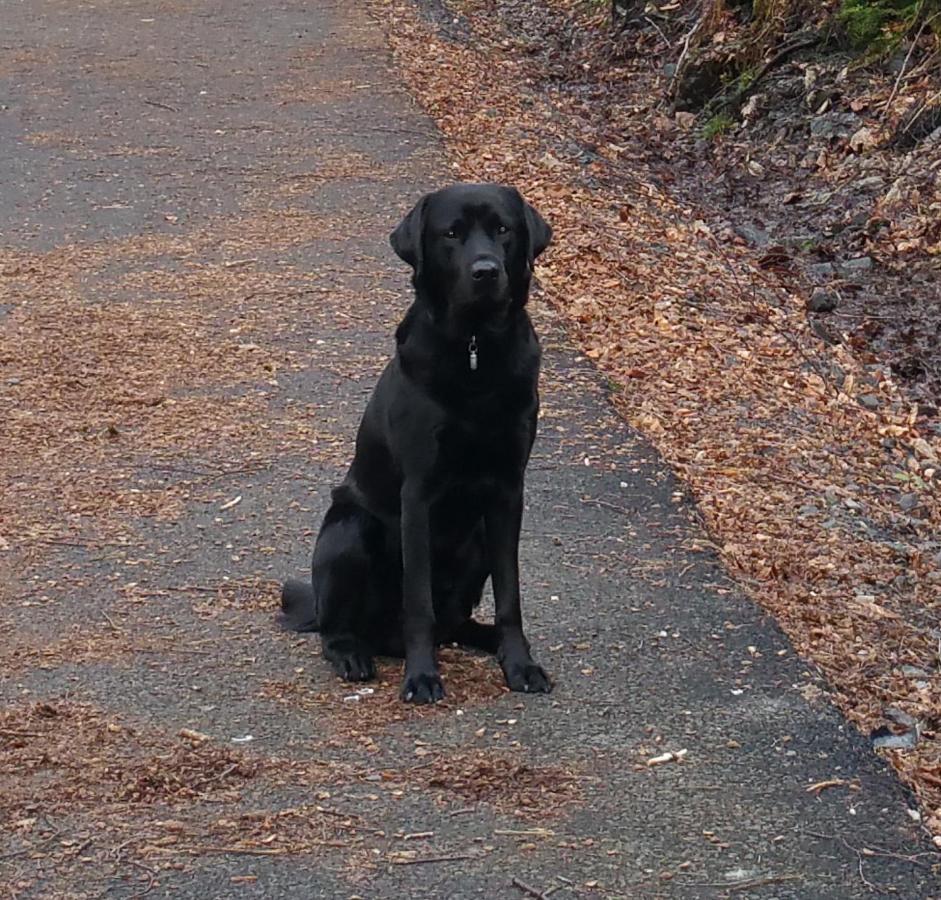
[[372, 0, 941, 839]]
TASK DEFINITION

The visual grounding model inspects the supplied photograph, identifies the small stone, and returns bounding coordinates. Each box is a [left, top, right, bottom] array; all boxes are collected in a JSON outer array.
[[807, 288, 837, 313], [858, 394, 880, 410], [898, 493, 919, 511], [810, 116, 836, 137], [856, 176, 885, 191], [846, 210, 870, 229], [808, 262, 835, 279], [734, 223, 770, 248], [900, 666, 930, 679], [842, 256, 873, 273]]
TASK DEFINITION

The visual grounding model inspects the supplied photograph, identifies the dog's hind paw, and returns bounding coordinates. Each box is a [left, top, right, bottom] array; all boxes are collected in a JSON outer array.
[[400, 670, 445, 704], [503, 661, 552, 694]]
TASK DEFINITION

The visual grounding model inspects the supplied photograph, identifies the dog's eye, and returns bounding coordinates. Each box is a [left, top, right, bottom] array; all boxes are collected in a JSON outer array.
[[444, 228, 458, 239], [497, 225, 509, 235]]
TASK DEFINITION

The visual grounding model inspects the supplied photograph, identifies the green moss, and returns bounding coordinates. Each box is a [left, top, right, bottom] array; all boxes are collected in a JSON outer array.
[[838, 0, 941, 51], [702, 113, 736, 139], [737, 67, 758, 91]]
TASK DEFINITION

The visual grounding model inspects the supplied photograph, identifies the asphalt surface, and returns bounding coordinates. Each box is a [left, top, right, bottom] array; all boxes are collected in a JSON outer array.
[[0, 1, 938, 898]]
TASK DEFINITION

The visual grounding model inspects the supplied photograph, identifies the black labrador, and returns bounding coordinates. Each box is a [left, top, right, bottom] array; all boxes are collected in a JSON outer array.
[[281, 183, 552, 704]]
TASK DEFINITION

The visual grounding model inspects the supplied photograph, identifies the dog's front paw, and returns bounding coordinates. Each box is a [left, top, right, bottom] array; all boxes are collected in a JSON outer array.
[[333, 652, 376, 682], [503, 660, 552, 694], [400, 670, 445, 704]]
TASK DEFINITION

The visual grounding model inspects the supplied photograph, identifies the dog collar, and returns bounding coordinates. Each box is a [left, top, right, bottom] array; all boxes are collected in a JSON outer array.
[[468, 335, 478, 371]]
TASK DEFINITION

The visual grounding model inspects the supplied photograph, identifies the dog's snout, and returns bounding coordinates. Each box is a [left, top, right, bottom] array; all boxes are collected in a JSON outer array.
[[471, 258, 500, 282]]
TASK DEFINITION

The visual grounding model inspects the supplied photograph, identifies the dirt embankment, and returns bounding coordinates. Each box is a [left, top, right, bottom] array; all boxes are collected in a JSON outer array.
[[377, 0, 941, 842]]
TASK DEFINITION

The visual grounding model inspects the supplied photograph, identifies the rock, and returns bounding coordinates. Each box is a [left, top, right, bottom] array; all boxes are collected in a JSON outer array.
[[850, 126, 881, 153], [912, 437, 937, 461], [885, 177, 911, 204], [807, 288, 837, 313], [810, 112, 859, 140], [842, 256, 873, 273], [901, 666, 931, 679], [810, 116, 837, 137], [734, 223, 770, 248], [898, 493, 919, 511], [858, 394, 881, 410], [780, 233, 818, 248], [872, 728, 918, 751], [808, 262, 836, 279], [857, 175, 885, 191], [846, 210, 870, 229]]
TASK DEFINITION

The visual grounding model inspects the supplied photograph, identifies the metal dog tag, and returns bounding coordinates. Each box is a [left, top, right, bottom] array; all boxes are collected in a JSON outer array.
[[468, 335, 478, 371]]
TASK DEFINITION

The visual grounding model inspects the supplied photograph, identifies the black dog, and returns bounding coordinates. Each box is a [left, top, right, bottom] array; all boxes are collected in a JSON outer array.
[[281, 183, 552, 704]]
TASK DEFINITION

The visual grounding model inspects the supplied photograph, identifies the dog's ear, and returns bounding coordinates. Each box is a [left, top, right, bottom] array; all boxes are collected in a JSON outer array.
[[516, 192, 552, 264], [389, 195, 428, 271]]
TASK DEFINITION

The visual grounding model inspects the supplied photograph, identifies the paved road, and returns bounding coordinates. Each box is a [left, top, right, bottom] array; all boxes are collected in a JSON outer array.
[[0, 1, 936, 897]]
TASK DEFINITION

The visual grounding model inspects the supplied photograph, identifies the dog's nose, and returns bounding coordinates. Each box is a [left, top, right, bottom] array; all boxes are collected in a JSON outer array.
[[471, 258, 500, 282]]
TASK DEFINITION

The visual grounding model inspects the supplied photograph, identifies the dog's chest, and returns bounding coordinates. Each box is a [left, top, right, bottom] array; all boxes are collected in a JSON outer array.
[[433, 408, 531, 483]]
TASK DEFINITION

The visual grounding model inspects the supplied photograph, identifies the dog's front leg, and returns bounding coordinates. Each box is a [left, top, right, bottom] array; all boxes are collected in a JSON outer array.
[[400, 484, 444, 703], [486, 486, 552, 694]]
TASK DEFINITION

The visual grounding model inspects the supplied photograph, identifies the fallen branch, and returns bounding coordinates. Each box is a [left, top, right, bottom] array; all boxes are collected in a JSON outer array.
[[390, 853, 474, 866], [511, 876, 558, 899]]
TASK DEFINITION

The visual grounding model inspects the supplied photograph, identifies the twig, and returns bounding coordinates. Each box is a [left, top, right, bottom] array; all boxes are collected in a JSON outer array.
[[495, 828, 555, 837], [580, 497, 635, 517], [882, 12, 941, 121], [0, 729, 43, 738], [102, 611, 123, 633], [724, 35, 820, 111], [128, 860, 157, 899], [185, 845, 286, 856], [163, 584, 225, 594], [644, 16, 671, 49], [0, 824, 63, 859], [900, 87, 941, 139], [842, 836, 882, 893], [688, 874, 800, 890], [669, 8, 712, 100], [511, 876, 557, 899], [143, 99, 179, 113], [728, 874, 800, 891], [390, 853, 474, 866]]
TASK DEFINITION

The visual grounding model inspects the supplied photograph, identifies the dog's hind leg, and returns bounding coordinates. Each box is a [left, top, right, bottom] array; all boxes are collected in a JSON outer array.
[[280, 579, 318, 631], [311, 503, 385, 682]]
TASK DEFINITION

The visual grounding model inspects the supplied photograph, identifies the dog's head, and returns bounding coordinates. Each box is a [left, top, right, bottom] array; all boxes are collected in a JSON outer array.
[[390, 183, 551, 326]]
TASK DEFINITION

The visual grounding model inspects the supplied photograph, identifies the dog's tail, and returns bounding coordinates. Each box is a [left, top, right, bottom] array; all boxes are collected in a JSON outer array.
[[279, 579, 320, 632]]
